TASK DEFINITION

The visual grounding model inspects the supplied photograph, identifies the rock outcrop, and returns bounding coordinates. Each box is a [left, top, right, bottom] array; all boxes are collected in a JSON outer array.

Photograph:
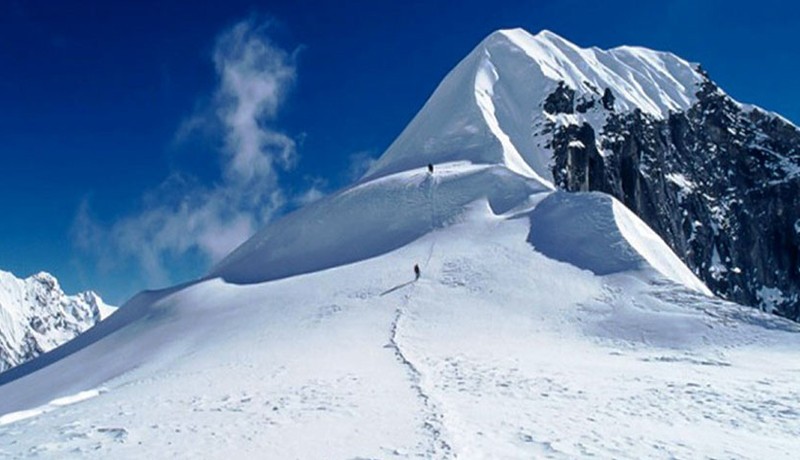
[[549, 73, 800, 319]]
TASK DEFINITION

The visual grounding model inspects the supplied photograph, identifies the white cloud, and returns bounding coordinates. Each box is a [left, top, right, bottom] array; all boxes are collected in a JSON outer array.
[[74, 17, 300, 287], [214, 19, 298, 183], [347, 150, 378, 181], [294, 181, 327, 207]]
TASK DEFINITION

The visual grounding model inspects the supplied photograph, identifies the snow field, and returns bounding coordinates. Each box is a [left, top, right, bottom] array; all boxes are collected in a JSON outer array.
[[1, 169, 798, 458]]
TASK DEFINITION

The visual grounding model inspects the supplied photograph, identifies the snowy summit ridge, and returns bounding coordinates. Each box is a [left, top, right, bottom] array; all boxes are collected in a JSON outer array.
[[1, 28, 800, 459], [365, 28, 704, 185]]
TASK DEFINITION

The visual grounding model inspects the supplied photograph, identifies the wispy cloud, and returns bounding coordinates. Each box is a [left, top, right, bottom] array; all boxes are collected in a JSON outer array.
[[74, 17, 301, 288], [214, 18, 298, 184], [293, 176, 328, 207], [347, 150, 378, 181]]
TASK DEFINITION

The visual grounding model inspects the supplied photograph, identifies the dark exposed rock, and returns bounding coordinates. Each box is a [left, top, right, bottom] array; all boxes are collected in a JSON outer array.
[[602, 88, 615, 111], [548, 77, 800, 320], [575, 97, 595, 114], [543, 81, 575, 115]]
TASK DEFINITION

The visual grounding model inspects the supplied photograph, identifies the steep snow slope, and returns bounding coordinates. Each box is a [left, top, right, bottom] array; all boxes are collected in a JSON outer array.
[[1, 163, 799, 459], [0, 269, 115, 372], [364, 28, 703, 185]]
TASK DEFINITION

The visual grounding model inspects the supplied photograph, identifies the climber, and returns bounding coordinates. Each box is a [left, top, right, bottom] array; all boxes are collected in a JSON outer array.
[[427, 163, 434, 174], [414, 264, 421, 280]]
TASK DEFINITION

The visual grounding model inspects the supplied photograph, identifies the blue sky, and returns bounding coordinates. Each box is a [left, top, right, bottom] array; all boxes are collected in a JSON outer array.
[[1, 0, 797, 304]]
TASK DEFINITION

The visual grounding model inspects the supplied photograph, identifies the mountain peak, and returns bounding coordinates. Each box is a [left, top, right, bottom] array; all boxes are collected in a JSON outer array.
[[532, 28, 577, 47], [0, 268, 116, 372], [482, 27, 560, 42], [363, 27, 704, 185], [28, 271, 60, 291]]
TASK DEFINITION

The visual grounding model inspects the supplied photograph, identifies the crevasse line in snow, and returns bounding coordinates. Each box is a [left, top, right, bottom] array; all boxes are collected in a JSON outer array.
[[473, 49, 555, 189]]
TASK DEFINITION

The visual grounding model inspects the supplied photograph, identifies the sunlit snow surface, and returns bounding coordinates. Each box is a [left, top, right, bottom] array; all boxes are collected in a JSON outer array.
[[1, 28, 800, 458], [0, 163, 798, 459], [364, 28, 704, 185]]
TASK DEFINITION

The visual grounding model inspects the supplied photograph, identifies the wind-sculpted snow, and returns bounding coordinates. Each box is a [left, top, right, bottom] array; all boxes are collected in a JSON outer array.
[[365, 29, 703, 186], [527, 192, 709, 293], [528, 192, 643, 276], [610, 198, 712, 296], [211, 163, 548, 284], [502, 29, 701, 117]]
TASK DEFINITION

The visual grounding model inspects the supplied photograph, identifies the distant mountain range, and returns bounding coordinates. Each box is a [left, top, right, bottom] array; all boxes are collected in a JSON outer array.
[[0, 269, 114, 372]]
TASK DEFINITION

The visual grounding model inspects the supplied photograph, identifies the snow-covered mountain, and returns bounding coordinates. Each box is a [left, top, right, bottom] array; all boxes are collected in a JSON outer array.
[[366, 28, 800, 320], [0, 269, 115, 372], [0, 29, 799, 459]]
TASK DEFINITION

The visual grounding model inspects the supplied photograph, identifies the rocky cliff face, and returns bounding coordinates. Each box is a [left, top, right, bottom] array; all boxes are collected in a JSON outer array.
[[0, 270, 115, 372], [548, 71, 800, 320]]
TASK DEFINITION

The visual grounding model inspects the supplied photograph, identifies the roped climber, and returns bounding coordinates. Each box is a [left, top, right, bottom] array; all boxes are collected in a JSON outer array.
[[414, 264, 421, 280], [427, 163, 434, 174]]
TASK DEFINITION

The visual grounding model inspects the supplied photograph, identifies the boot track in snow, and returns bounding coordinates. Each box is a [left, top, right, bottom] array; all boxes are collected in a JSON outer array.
[[388, 289, 453, 458]]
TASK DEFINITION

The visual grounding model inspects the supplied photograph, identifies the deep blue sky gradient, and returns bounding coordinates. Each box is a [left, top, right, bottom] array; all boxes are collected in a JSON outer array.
[[1, 0, 798, 303]]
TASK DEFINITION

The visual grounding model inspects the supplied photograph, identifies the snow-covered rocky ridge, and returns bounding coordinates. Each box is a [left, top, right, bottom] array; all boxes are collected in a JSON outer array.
[[367, 29, 800, 320], [365, 28, 705, 184], [369, 28, 800, 319], [0, 269, 115, 372], [0, 29, 799, 459]]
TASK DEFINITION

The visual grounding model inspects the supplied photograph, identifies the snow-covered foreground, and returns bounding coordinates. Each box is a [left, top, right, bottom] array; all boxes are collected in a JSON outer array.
[[1, 164, 799, 459]]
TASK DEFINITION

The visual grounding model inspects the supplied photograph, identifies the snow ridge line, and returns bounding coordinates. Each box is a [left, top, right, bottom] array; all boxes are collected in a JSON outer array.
[[388, 293, 453, 458], [473, 48, 554, 189]]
